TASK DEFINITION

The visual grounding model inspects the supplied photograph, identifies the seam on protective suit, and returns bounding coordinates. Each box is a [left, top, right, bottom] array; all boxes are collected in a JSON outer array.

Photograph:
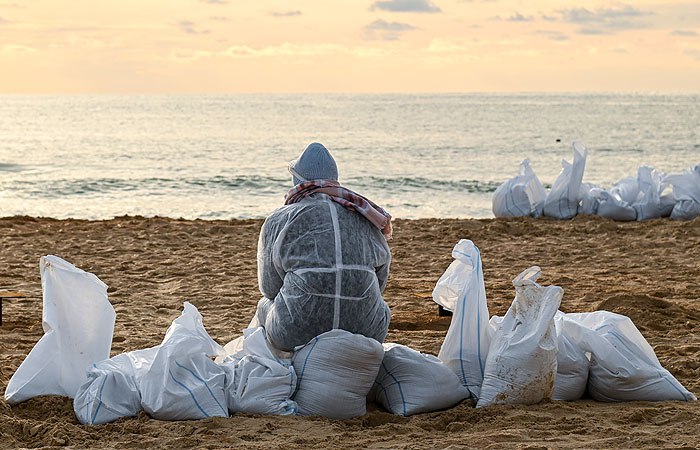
[[326, 196, 343, 330]]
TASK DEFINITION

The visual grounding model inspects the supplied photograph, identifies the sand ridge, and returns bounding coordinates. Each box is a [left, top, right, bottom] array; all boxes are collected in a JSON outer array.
[[1, 215, 699, 449]]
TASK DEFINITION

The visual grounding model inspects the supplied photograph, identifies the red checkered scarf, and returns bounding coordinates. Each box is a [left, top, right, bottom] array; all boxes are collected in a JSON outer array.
[[285, 180, 393, 239]]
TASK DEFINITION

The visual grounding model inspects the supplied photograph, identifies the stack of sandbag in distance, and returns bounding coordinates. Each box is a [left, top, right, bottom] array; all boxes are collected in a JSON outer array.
[[493, 140, 700, 221], [543, 142, 588, 219], [581, 166, 675, 221], [492, 159, 547, 218], [665, 163, 700, 220]]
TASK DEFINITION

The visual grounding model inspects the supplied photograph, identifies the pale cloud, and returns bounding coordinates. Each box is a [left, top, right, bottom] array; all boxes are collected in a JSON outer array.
[[170, 48, 213, 62], [671, 30, 698, 37], [222, 43, 345, 58], [507, 12, 533, 22], [209, 16, 230, 22], [684, 48, 700, 60], [426, 38, 470, 53], [1, 44, 36, 53], [371, 0, 441, 13], [365, 19, 416, 40], [170, 42, 397, 60], [548, 5, 652, 35], [179, 20, 209, 35], [269, 11, 302, 17], [534, 30, 569, 42], [0, 15, 8, 24], [199, 0, 227, 4]]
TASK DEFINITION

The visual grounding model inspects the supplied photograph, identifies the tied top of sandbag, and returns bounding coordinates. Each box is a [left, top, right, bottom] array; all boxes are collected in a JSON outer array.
[[451, 239, 480, 265], [512, 266, 541, 287]]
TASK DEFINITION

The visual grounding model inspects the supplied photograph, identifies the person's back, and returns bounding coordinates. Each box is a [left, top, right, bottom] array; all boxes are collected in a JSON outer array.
[[255, 143, 392, 351]]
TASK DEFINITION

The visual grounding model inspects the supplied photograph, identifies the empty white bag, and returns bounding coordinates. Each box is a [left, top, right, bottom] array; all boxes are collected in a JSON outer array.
[[492, 159, 547, 218], [5, 255, 115, 405], [543, 142, 588, 219], [220, 327, 298, 416], [477, 267, 562, 408], [372, 343, 470, 416], [434, 239, 491, 399], [559, 311, 696, 402], [138, 302, 229, 420], [292, 329, 384, 419]]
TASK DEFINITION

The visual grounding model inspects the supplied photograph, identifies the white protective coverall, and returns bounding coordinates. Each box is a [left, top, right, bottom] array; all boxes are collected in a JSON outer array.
[[256, 193, 391, 351]]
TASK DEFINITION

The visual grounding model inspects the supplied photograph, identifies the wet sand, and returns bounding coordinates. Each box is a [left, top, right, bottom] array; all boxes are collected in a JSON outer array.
[[1, 215, 699, 449]]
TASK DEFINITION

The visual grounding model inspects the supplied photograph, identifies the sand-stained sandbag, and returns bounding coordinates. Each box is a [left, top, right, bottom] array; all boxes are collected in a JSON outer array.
[[492, 159, 547, 218], [138, 302, 228, 420], [292, 329, 384, 419], [552, 313, 590, 401], [434, 239, 490, 399], [220, 327, 297, 416], [559, 311, 696, 402], [5, 255, 115, 405], [73, 347, 156, 425], [543, 142, 588, 219], [371, 343, 470, 416], [477, 267, 562, 408]]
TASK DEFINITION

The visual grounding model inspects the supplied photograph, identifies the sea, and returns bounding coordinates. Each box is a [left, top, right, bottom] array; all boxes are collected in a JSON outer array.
[[1, 93, 698, 220]]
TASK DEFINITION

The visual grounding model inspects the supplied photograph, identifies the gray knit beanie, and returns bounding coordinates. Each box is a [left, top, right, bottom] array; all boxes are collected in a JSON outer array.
[[288, 142, 339, 186]]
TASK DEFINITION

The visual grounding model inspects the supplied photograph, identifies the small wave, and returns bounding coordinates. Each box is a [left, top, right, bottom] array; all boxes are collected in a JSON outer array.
[[9, 174, 501, 199], [349, 176, 501, 193], [0, 163, 24, 172]]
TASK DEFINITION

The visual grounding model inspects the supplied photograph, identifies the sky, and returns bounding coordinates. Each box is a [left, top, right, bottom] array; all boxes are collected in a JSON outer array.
[[0, 0, 699, 93]]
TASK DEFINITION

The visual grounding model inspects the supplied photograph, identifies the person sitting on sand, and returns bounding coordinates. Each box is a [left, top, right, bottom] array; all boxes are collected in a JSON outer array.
[[254, 142, 393, 352]]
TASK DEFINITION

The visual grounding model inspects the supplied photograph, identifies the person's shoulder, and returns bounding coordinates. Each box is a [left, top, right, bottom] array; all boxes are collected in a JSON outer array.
[[264, 200, 314, 223]]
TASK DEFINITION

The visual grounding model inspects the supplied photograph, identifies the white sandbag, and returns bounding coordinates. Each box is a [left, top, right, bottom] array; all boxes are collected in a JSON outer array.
[[560, 311, 696, 402], [73, 348, 156, 425], [552, 312, 589, 401], [610, 175, 640, 205], [578, 182, 601, 216], [5, 255, 115, 405], [292, 329, 384, 419], [595, 189, 637, 221], [633, 166, 674, 220], [666, 164, 700, 220], [477, 267, 562, 408], [543, 142, 587, 219], [372, 343, 470, 416], [139, 302, 228, 420], [492, 159, 547, 218], [435, 240, 490, 399], [220, 327, 297, 416], [670, 200, 700, 221]]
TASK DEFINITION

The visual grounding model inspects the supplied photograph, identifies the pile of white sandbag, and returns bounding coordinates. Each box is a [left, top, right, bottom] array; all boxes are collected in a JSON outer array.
[[432, 240, 696, 407], [493, 143, 700, 221], [3, 256, 386, 423], [5, 252, 696, 424]]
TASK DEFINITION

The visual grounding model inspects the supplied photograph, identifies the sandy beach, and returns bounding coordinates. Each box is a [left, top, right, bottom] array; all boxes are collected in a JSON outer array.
[[1, 215, 699, 449]]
